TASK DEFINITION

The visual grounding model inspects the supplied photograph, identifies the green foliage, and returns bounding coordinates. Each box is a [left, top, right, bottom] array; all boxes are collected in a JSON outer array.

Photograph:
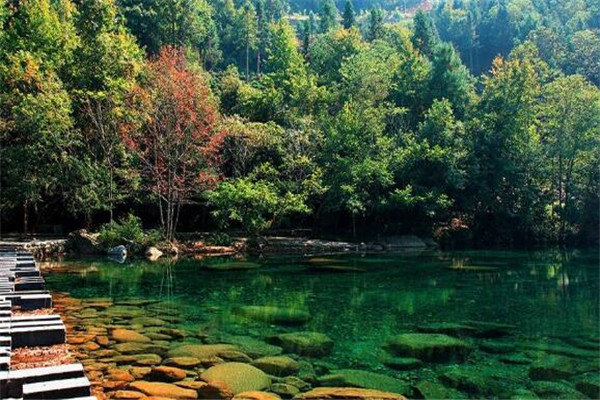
[[98, 213, 162, 247], [208, 178, 309, 236]]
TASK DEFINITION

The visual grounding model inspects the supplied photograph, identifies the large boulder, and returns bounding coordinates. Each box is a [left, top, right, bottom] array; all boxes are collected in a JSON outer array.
[[200, 362, 271, 395], [384, 333, 471, 362], [252, 356, 300, 377], [68, 229, 101, 254], [268, 331, 333, 357], [145, 246, 164, 261], [234, 306, 311, 325], [129, 381, 197, 399], [293, 387, 405, 400], [317, 370, 410, 395]]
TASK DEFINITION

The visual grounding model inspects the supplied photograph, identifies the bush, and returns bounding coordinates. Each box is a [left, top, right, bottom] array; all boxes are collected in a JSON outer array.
[[206, 232, 234, 246], [98, 214, 157, 248]]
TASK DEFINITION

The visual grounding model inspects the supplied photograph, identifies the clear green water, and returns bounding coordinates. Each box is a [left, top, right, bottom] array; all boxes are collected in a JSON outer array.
[[44, 249, 600, 398]]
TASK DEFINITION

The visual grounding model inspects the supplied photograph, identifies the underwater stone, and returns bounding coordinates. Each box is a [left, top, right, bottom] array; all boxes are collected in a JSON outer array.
[[233, 391, 282, 400], [529, 355, 577, 381], [574, 373, 600, 399], [416, 323, 479, 337], [380, 356, 424, 371], [112, 329, 152, 343], [165, 357, 202, 368], [414, 381, 468, 399], [200, 362, 271, 395], [129, 381, 198, 399], [317, 369, 410, 395], [268, 331, 333, 357], [530, 381, 586, 399], [206, 261, 261, 271], [234, 306, 311, 325], [293, 387, 406, 400], [167, 343, 238, 359], [150, 366, 187, 382], [384, 333, 471, 362], [252, 356, 300, 377]]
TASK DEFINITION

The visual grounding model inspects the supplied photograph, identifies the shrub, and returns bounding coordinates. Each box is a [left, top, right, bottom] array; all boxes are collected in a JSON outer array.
[[98, 214, 147, 247]]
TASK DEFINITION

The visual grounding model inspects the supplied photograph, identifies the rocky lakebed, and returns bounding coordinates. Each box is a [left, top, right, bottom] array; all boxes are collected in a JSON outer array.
[[40, 250, 599, 400]]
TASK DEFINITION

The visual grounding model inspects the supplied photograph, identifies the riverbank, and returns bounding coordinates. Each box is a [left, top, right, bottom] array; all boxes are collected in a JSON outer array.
[[66, 230, 438, 261]]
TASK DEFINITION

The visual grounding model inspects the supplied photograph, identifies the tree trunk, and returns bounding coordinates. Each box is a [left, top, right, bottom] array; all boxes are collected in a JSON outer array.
[[23, 200, 29, 235]]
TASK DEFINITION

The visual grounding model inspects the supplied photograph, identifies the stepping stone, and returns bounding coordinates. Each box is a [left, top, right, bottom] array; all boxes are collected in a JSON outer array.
[[22, 376, 91, 399]]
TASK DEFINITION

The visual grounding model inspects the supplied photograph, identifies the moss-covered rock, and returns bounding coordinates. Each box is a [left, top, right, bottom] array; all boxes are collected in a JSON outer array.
[[165, 357, 202, 368], [168, 343, 238, 359], [380, 356, 423, 371], [200, 362, 271, 395], [384, 333, 471, 362], [317, 369, 410, 395], [573, 373, 600, 399], [530, 381, 586, 399], [413, 381, 468, 399], [234, 391, 282, 400], [416, 323, 479, 337], [234, 306, 311, 325], [252, 356, 300, 377], [529, 355, 577, 381], [268, 331, 333, 357]]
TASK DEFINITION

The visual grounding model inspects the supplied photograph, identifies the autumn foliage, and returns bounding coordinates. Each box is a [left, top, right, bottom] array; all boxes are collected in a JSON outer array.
[[124, 47, 226, 240]]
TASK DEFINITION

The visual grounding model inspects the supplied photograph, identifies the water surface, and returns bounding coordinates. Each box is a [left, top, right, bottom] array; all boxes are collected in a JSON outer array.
[[43, 249, 600, 398]]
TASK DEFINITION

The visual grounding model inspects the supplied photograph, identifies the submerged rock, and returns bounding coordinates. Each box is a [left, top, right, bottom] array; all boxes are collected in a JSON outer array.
[[271, 383, 301, 397], [252, 356, 300, 376], [200, 362, 271, 394], [167, 343, 237, 359], [222, 336, 283, 358], [574, 373, 600, 399], [293, 387, 406, 400], [380, 356, 423, 371], [233, 305, 311, 325], [268, 331, 334, 357], [530, 381, 586, 399], [384, 333, 471, 362], [416, 323, 479, 337], [129, 381, 197, 399], [413, 381, 467, 399], [317, 369, 410, 395], [529, 355, 577, 381], [206, 261, 261, 270], [112, 329, 151, 343], [306, 265, 366, 273], [234, 391, 282, 400], [165, 357, 202, 368], [150, 366, 187, 382]]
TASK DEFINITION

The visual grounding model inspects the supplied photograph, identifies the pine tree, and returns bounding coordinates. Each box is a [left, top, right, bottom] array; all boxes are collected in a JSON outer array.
[[367, 7, 384, 41], [342, 0, 356, 29], [319, 0, 338, 33]]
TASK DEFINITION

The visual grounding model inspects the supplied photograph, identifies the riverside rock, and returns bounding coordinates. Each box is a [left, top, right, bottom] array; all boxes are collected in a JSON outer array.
[[268, 331, 333, 357], [384, 333, 471, 362], [151, 366, 187, 382], [200, 362, 271, 395]]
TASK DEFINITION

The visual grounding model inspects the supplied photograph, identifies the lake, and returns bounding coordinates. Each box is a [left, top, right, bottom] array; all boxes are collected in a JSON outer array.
[[42, 249, 600, 399]]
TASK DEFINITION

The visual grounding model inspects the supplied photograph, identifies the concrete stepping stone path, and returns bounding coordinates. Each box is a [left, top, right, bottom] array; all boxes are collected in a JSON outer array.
[[0, 250, 95, 400]]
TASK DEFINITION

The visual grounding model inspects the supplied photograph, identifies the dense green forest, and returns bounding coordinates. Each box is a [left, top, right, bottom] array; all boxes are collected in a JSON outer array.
[[0, 0, 598, 246]]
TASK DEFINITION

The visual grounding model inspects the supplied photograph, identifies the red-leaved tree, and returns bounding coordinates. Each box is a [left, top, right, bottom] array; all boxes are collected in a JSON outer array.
[[124, 47, 225, 240]]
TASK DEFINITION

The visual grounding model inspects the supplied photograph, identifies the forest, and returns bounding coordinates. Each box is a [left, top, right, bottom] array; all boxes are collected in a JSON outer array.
[[0, 0, 599, 247]]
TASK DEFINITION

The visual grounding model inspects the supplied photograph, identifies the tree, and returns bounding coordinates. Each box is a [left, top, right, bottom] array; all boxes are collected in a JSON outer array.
[[367, 7, 384, 41], [125, 47, 226, 240], [236, 0, 258, 80], [471, 53, 543, 243], [318, 0, 338, 33], [428, 42, 474, 119], [342, 0, 356, 29], [412, 10, 439, 57], [537, 75, 600, 241]]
